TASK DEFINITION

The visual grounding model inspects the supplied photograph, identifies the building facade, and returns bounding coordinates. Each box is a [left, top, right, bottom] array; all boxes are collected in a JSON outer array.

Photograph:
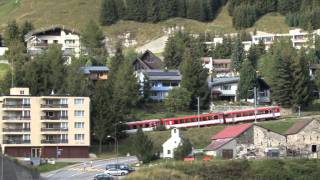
[[138, 69, 182, 101], [0, 88, 90, 158], [162, 128, 182, 158], [24, 25, 81, 62], [81, 66, 109, 81]]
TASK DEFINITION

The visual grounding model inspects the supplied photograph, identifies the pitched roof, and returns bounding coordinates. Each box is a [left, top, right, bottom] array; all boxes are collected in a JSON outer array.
[[211, 77, 240, 86], [25, 25, 80, 40], [81, 66, 109, 74], [211, 123, 253, 140], [212, 59, 231, 64], [142, 69, 181, 81], [284, 119, 314, 135], [134, 50, 163, 70], [204, 138, 233, 151]]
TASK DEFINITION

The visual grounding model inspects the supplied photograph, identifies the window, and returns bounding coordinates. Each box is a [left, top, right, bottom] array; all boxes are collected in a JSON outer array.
[[22, 98, 30, 105], [22, 110, 30, 117], [74, 110, 84, 117], [20, 90, 24, 95], [221, 84, 231, 90], [53, 40, 58, 44], [75, 122, 84, 128], [167, 150, 171, 154], [74, 98, 84, 105], [60, 98, 68, 105], [60, 110, 68, 117], [23, 134, 30, 141], [61, 134, 68, 140], [150, 92, 157, 97], [312, 145, 317, 153], [65, 39, 75, 44], [75, 134, 85, 141], [61, 122, 68, 129]]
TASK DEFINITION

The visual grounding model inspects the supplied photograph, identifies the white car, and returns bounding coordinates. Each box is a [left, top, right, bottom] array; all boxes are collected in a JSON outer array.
[[104, 168, 129, 176]]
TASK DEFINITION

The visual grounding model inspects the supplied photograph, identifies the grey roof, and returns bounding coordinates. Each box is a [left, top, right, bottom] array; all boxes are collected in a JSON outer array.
[[211, 77, 240, 86], [24, 25, 80, 41], [81, 66, 109, 74], [143, 69, 181, 81]]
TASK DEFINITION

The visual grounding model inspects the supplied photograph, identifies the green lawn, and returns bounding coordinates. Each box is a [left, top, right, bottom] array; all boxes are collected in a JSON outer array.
[[0, 63, 9, 80], [36, 162, 75, 173]]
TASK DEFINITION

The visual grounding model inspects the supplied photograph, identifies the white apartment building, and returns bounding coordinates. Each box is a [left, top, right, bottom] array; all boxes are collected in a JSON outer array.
[[24, 25, 81, 62], [0, 87, 90, 158]]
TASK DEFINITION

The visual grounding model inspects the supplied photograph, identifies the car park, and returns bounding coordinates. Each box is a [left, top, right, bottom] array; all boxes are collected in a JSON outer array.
[[104, 168, 129, 176]]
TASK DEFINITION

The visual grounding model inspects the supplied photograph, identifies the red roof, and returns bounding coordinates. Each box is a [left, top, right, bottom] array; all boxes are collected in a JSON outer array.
[[204, 138, 232, 151], [211, 123, 253, 140]]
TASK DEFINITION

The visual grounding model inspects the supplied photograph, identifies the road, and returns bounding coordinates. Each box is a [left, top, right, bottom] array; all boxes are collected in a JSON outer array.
[[41, 156, 138, 180]]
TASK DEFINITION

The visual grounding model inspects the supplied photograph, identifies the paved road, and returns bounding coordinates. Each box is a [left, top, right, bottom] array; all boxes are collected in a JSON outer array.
[[41, 156, 138, 180]]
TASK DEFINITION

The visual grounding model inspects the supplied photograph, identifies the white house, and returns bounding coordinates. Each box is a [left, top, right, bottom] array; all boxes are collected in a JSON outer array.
[[162, 128, 182, 158], [0, 47, 8, 56], [24, 25, 81, 63]]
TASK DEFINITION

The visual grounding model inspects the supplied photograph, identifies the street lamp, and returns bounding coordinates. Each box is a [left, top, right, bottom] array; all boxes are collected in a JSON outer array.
[[107, 135, 118, 164]]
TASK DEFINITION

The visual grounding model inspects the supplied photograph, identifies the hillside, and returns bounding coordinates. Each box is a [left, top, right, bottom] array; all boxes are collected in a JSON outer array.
[[0, 0, 290, 46]]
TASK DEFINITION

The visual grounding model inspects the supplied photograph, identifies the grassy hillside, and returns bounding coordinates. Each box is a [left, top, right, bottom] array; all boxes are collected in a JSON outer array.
[[0, 0, 290, 46]]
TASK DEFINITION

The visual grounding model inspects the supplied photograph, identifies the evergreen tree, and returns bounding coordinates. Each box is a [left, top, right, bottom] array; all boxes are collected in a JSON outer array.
[[100, 0, 118, 25], [231, 36, 245, 72], [92, 81, 114, 153], [133, 128, 155, 163], [247, 45, 261, 69], [115, 0, 126, 19], [147, 0, 160, 22], [238, 60, 256, 101], [47, 45, 66, 93], [81, 20, 107, 59], [108, 41, 125, 82], [174, 138, 192, 160], [232, 4, 257, 29], [186, 0, 205, 21], [165, 87, 191, 112], [20, 21, 34, 41], [4, 20, 20, 44], [270, 41, 294, 107], [292, 49, 313, 108], [126, 0, 147, 21], [176, 0, 187, 17], [180, 49, 210, 109]]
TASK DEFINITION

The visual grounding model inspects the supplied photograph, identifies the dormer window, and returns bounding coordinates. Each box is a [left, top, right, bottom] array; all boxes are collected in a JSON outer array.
[[20, 90, 24, 95]]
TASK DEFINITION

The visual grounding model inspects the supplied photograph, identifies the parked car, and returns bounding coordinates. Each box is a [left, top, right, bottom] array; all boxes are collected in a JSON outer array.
[[106, 163, 134, 173], [104, 168, 129, 176], [93, 173, 114, 180]]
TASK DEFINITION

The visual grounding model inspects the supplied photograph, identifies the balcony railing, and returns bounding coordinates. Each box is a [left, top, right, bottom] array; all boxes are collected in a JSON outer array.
[[31, 43, 48, 48], [3, 128, 30, 132], [41, 116, 68, 120], [3, 139, 30, 144], [41, 104, 68, 108], [2, 116, 31, 120], [2, 104, 30, 108], [41, 128, 68, 132], [41, 139, 68, 144]]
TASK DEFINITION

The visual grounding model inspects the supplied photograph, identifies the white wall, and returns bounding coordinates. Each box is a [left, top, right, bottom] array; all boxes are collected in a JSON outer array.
[[162, 128, 182, 158], [0, 47, 8, 56]]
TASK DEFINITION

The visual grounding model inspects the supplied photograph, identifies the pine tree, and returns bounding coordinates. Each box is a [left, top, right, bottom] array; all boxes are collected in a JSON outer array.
[[165, 87, 191, 112], [81, 20, 106, 58], [180, 48, 210, 109], [147, 0, 160, 22], [247, 45, 260, 69], [4, 20, 20, 45], [100, 0, 118, 25], [133, 128, 154, 163], [231, 35, 245, 72], [176, 0, 187, 17], [186, 0, 205, 21], [126, 0, 147, 21], [47, 45, 66, 93], [108, 41, 125, 82], [270, 41, 294, 107], [292, 49, 313, 108], [20, 21, 34, 41], [238, 60, 256, 101]]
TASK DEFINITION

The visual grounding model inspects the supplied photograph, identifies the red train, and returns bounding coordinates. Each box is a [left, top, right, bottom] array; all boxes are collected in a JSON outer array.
[[125, 106, 281, 133]]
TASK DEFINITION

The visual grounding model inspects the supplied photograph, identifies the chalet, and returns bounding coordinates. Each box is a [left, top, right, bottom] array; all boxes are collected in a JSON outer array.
[[211, 77, 271, 104], [212, 59, 233, 77], [81, 66, 109, 81], [137, 69, 181, 101], [204, 124, 286, 159], [162, 128, 182, 158], [24, 25, 81, 62], [133, 50, 164, 71], [285, 119, 320, 157]]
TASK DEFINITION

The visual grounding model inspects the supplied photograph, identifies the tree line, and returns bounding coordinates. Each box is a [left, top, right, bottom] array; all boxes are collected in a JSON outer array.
[[100, 0, 225, 25]]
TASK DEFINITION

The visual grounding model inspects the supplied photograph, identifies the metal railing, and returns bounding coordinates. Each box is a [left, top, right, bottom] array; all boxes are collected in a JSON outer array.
[[41, 128, 68, 131], [40, 116, 68, 120], [2, 116, 31, 120], [41, 139, 68, 144], [2, 128, 30, 132], [2, 104, 31, 108], [40, 104, 68, 108], [3, 140, 30, 144]]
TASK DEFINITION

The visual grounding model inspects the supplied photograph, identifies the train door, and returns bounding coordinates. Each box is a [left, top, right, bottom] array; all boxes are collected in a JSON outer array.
[[223, 114, 226, 124]]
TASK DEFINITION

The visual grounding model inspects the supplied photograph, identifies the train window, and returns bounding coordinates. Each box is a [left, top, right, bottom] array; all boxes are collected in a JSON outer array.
[[132, 125, 137, 129], [174, 120, 179, 124], [145, 124, 149, 128], [214, 116, 218, 119]]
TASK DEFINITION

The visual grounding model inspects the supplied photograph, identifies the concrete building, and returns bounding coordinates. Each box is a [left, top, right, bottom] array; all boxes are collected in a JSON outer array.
[[211, 77, 271, 103], [24, 25, 81, 62], [138, 69, 182, 101], [285, 119, 320, 156], [0, 87, 90, 158], [162, 128, 182, 158]]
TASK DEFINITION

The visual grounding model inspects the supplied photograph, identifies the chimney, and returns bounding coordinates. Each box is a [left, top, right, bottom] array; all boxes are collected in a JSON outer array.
[[50, 90, 55, 95]]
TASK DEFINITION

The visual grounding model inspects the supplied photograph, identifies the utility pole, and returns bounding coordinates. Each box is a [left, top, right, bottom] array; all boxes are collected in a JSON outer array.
[[254, 86, 257, 123], [197, 97, 200, 128]]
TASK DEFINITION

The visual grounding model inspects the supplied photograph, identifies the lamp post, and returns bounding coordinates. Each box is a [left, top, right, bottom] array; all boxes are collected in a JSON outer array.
[[197, 97, 200, 128], [107, 135, 118, 164]]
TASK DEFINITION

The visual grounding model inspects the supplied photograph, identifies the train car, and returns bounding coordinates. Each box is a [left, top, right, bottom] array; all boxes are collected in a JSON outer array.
[[125, 106, 281, 133]]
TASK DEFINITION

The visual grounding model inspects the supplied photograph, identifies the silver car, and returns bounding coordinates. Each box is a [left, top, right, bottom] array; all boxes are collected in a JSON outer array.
[[104, 168, 129, 176]]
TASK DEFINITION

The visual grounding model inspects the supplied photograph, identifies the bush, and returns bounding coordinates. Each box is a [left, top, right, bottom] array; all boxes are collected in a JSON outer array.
[[174, 138, 192, 160]]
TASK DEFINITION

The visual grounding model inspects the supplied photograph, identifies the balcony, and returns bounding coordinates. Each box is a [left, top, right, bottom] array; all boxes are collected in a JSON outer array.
[[41, 139, 68, 144], [2, 104, 30, 108], [3, 128, 30, 132], [41, 116, 68, 120], [31, 43, 48, 48], [41, 104, 68, 108], [2, 116, 31, 120], [3, 139, 30, 144], [41, 127, 68, 132]]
